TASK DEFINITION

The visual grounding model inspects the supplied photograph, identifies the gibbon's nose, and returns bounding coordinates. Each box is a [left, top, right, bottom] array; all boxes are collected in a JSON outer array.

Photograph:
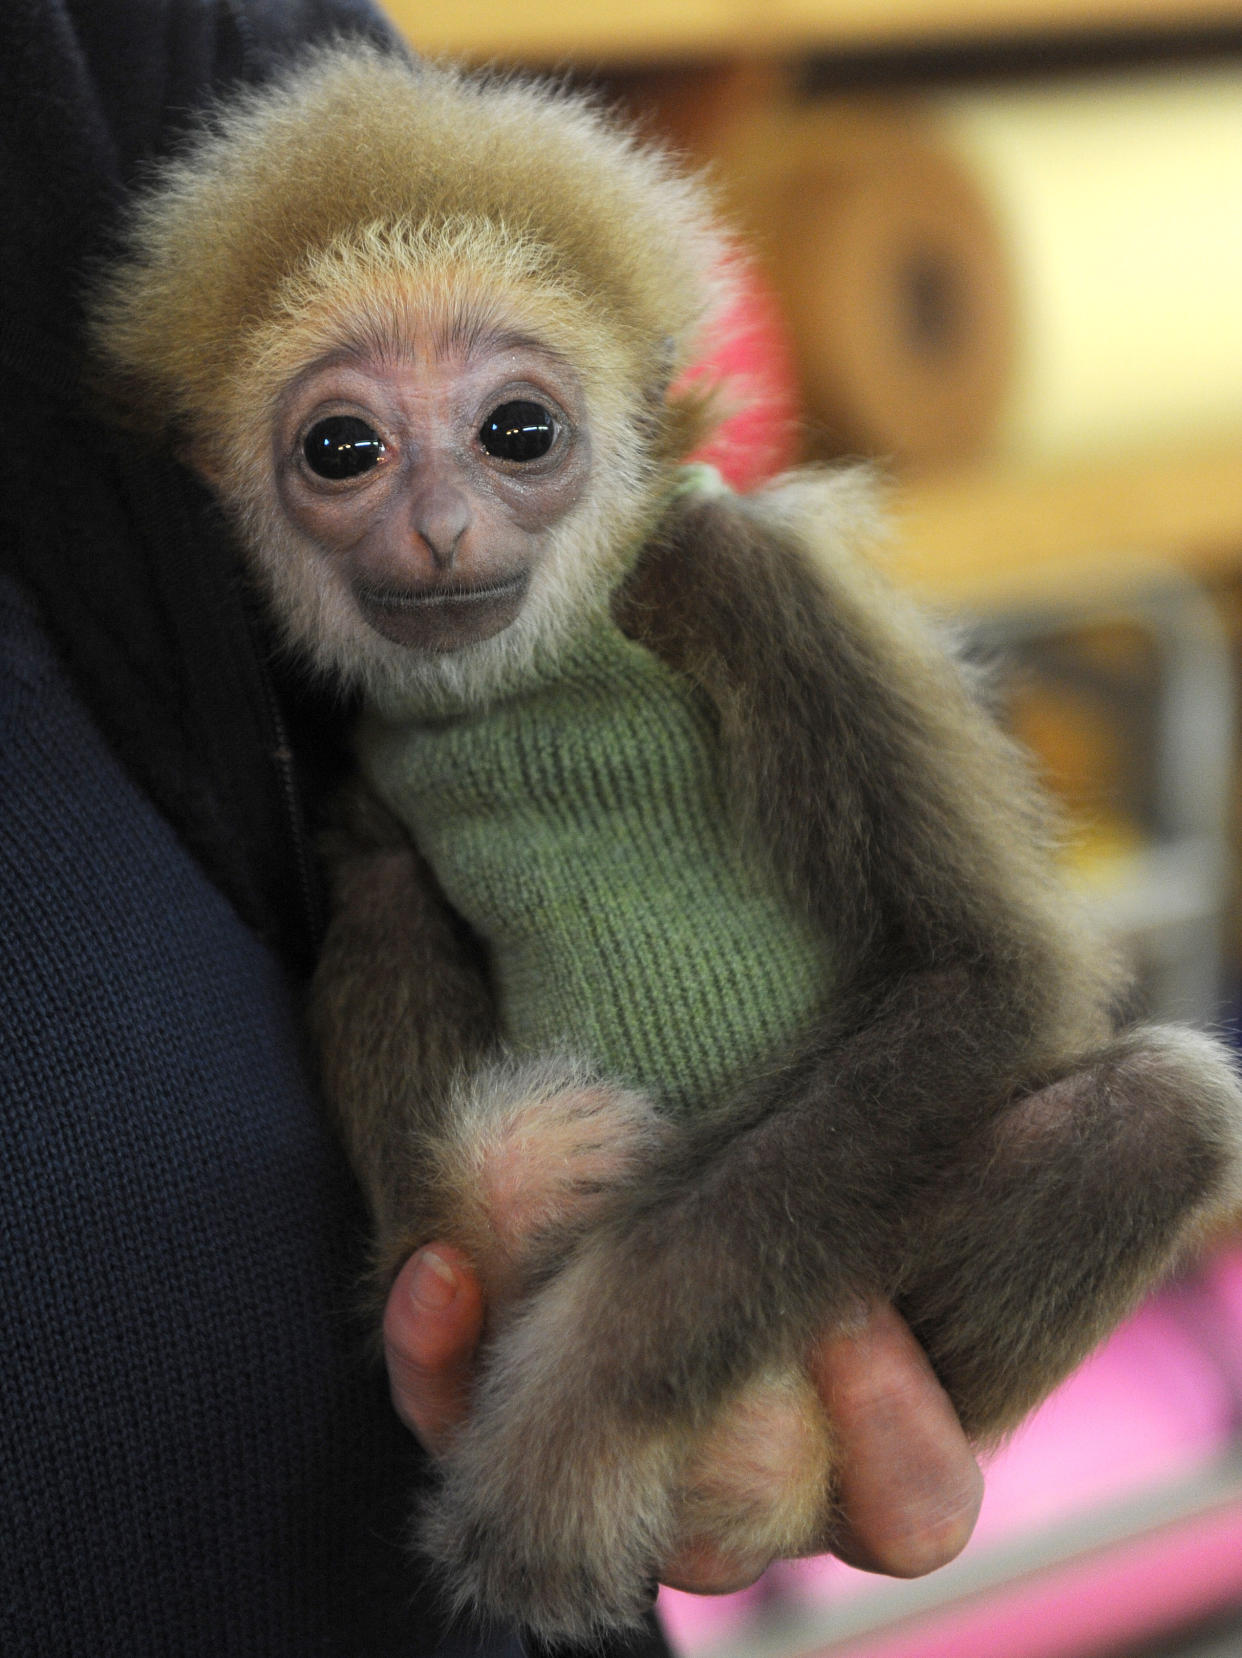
[[412, 482, 471, 571]]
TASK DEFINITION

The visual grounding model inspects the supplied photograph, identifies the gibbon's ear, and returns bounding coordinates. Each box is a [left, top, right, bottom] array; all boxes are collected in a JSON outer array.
[[661, 378, 725, 464], [653, 336, 679, 402], [659, 329, 730, 463]]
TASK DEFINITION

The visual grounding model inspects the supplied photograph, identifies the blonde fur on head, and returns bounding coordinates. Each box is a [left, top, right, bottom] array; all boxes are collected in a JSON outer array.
[[88, 40, 733, 703], [88, 40, 731, 457]]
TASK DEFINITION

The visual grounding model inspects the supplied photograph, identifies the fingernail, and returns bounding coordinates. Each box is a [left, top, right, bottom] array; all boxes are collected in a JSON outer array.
[[409, 1249, 458, 1312]]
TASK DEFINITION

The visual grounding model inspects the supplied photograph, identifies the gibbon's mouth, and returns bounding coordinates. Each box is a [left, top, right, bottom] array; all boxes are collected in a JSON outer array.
[[357, 572, 530, 611], [354, 571, 531, 649]]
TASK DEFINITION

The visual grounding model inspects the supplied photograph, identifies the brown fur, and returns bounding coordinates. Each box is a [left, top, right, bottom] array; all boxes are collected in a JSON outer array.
[[401, 485, 1242, 1639], [89, 43, 1242, 1645], [309, 785, 498, 1286]]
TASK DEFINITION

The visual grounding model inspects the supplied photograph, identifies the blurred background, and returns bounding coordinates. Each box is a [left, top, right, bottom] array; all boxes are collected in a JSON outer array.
[[386, 5, 1242, 1654]]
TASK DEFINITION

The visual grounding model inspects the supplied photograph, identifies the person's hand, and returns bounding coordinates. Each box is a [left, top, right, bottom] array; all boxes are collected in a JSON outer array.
[[659, 1301, 983, 1593], [382, 1244, 486, 1454], [812, 1302, 984, 1578], [382, 1248, 982, 1596]]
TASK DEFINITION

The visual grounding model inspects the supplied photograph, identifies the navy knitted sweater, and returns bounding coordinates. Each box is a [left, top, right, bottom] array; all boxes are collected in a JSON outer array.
[[0, 4, 667, 1655]]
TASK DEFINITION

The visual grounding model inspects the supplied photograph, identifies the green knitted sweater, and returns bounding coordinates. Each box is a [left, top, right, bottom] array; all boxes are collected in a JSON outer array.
[[358, 613, 829, 1117]]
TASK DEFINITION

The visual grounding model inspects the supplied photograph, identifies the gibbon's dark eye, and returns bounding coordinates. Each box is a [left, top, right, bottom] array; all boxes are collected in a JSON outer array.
[[479, 400, 557, 463], [302, 415, 386, 480]]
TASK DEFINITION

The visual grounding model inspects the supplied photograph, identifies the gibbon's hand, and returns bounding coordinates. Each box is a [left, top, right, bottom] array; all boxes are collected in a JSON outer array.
[[382, 1249, 982, 1594]]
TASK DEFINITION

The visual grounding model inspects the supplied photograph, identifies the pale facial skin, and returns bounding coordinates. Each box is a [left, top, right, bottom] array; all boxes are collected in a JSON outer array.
[[272, 331, 591, 654]]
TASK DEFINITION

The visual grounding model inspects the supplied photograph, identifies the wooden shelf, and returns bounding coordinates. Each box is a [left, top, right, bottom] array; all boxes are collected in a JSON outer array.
[[889, 433, 1242, 609], [382, 1, 1242, 64]]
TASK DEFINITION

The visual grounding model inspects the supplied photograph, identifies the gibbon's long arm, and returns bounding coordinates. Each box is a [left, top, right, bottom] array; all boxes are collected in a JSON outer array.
[[310, 791, 498, 1287], [620, 479, 1242, 1430], [412, 478, 1242, 1640]]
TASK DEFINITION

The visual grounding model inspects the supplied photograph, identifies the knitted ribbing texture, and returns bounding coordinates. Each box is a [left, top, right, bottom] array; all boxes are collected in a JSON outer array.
[[359, 614, 829, 1115]]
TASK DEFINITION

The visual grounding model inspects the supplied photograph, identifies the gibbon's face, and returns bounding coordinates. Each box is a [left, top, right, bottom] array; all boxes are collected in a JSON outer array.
[[272, 330, 592, 654]]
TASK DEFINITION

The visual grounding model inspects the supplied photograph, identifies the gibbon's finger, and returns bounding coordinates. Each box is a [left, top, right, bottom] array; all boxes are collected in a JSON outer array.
[[815, 1302, 983, 1577], [382, 1244, 486, 1455]]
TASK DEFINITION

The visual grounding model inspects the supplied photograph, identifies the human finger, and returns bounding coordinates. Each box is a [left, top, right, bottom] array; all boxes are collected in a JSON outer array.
[[813, 1303, 983, 1577], [381, 1243, 486, 1454]]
